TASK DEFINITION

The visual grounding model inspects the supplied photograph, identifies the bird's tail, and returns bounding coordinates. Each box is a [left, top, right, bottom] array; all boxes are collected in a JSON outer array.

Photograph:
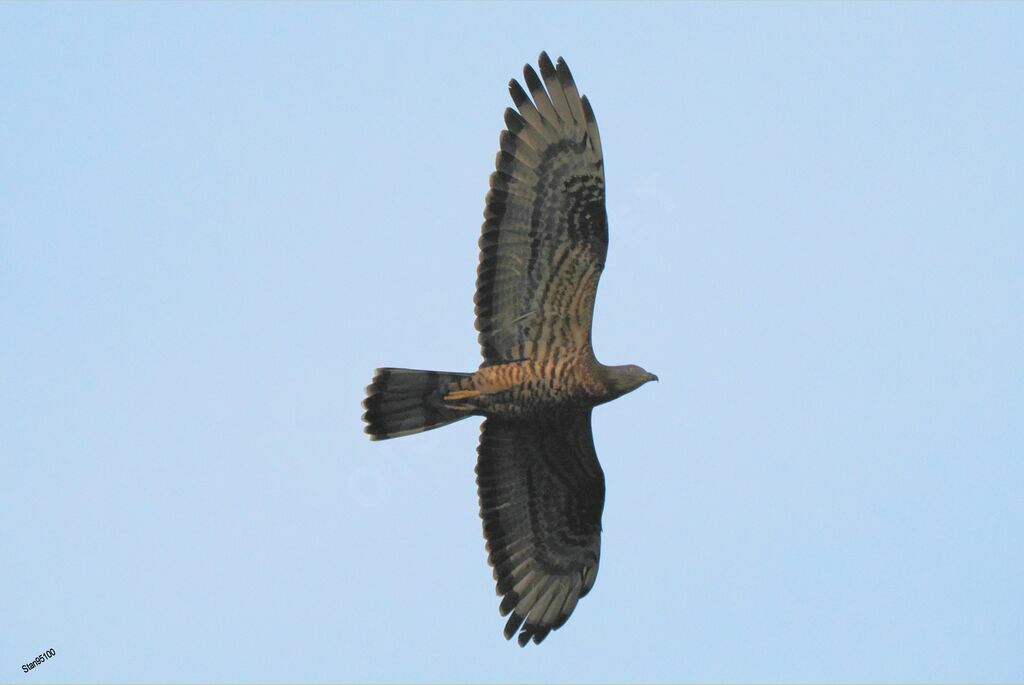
[[362, 368, 477, 440]]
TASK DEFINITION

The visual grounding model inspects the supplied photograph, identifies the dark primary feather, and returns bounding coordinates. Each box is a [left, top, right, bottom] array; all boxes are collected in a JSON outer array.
[[476, 411, 604, 646], [475, 52, 608, 365]]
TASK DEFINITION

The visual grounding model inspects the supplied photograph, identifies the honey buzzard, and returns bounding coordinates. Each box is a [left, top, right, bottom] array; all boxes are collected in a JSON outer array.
[[362, 52, 656, 646]]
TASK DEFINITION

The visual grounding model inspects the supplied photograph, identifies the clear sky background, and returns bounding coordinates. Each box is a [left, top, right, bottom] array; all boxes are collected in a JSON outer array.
[[2, 2, 1022, 683]]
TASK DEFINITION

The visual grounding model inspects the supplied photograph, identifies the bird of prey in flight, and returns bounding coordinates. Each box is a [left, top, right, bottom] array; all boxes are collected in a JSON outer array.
[[363, 52, 657, 646]]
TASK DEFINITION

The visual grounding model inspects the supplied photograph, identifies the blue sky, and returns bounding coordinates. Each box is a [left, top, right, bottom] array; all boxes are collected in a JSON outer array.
[[2, 2, 1022, 682]]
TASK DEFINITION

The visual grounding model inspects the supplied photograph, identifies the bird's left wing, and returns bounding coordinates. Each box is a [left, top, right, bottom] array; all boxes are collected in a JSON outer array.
[[475, 52, 607, 365], [475, 411, 605, 646]]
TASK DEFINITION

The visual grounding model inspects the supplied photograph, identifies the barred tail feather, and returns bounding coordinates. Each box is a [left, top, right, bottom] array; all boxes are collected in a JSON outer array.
[[362, 368, 475, 440]]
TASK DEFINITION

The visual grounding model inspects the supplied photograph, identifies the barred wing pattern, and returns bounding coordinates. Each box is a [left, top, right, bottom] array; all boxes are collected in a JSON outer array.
[[475, 52, 608, 364], [476, 412, 605, 646]]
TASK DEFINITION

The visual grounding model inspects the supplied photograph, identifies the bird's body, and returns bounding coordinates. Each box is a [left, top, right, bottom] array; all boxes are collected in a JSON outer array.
[[444, 351, 609, 416], [362, 53, 656, 646]]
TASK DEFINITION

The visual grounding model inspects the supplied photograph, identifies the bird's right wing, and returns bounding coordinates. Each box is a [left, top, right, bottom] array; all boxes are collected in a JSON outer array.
[[475, 411, 605, 646], [475, 52, 608, 365]]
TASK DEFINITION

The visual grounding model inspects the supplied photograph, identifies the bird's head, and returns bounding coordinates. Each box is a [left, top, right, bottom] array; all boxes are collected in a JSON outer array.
[[604, 364, 658, 398]]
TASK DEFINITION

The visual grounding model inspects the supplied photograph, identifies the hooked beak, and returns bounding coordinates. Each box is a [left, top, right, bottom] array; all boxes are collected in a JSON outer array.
[[647, 372, 659, 383]]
